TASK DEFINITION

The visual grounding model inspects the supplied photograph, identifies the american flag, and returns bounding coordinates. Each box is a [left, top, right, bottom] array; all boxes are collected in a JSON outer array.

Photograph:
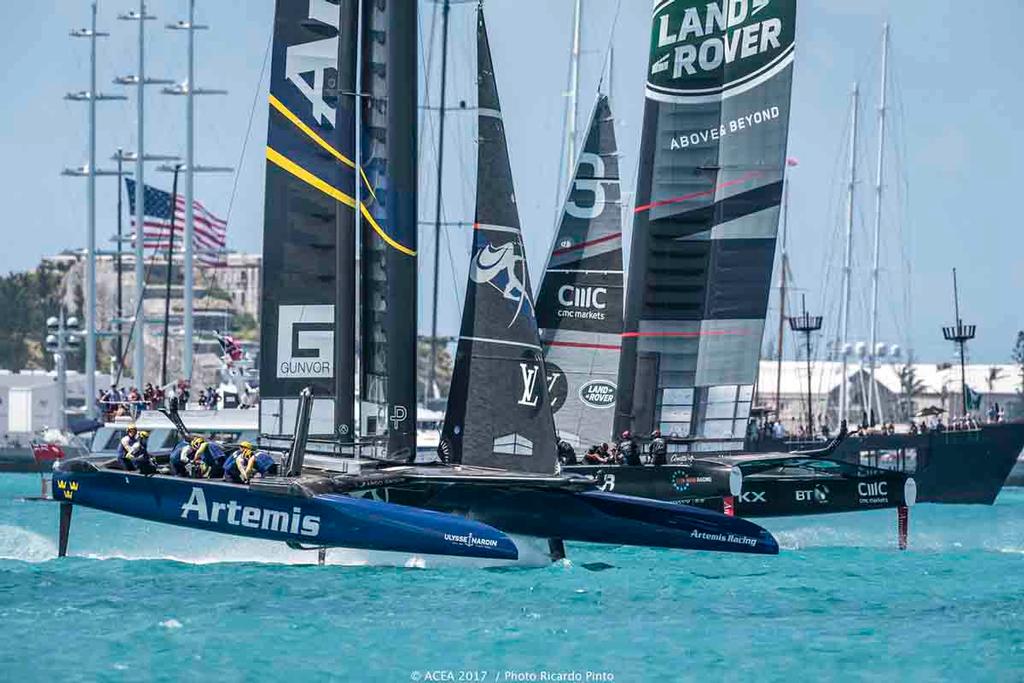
[[125, 177, 227, 266]]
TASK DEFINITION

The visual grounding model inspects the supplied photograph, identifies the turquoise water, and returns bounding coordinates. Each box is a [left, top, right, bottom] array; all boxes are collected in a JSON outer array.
[[1, 474, 1022, 682]]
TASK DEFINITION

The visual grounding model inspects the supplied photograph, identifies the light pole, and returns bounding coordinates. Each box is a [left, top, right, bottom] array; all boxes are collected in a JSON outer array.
[[45, 312, 82, 432], [164, 0, 231, 384], [942, 268, 976, 417], [65, 2, 126, 419], [117, 2, 174, 388], [789, 295, 822, 438]]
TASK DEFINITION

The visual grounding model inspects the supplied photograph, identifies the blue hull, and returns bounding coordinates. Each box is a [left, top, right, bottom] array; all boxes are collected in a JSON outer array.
[[52, 470, 519, 561]]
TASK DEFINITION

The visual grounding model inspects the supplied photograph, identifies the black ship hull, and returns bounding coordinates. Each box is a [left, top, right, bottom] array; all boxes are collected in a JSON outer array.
[[565, 455, 913, 518], [749, 422, 1024, 504]]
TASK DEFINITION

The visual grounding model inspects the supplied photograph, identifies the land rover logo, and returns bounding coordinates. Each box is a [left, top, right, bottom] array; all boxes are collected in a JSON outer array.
[[647, 0, 795, 103], [579, 380, 616, 409]]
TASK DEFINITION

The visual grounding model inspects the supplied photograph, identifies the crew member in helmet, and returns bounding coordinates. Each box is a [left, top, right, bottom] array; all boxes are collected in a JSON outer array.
[[197, 438, 228, 479], [223, 442, 255, 484], [557, 437, 577, 465], [170, 436, 206, 478], [131, 431, 157, 475], [617, 430, 641, 467], [649, 429, 668, 466], [117, 425, 144, 471]]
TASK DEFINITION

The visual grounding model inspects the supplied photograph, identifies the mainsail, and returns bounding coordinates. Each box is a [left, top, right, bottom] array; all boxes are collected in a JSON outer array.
[[259, 0, 417, 454], [260, 0, 356, 438], [439, 9, 558, 474], [615, 0, 797, 450], [537, 94, 624, 447]]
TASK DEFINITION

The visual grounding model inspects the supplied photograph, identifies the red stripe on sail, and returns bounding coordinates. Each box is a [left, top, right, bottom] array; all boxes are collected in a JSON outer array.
[[551, 232, 621, 256], [620, 330, 746, 338], [543, 340, 621, 351], [633, 171, 761, 214]]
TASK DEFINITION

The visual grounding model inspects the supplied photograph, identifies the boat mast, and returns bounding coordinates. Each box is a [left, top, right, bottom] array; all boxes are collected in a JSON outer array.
[[335, 0, 359, 442], [867, 23, 890, 427], [839, 83, 859, 427], [553, 0, 582, 217], [566, 0, 582, 175], [428, 0, 451, 401], [774, 179, 789, 418]]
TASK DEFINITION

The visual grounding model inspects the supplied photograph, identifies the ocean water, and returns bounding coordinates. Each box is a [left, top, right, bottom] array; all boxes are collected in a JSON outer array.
[[0, 474, 1021, 682]]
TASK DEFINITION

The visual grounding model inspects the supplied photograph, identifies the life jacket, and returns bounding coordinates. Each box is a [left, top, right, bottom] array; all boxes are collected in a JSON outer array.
[[650, 438, 668, 466], [557, 440, 577, 465], [201, 441, 227, 468], [618, 439, 641, 466], [253, 452, 276, 476]]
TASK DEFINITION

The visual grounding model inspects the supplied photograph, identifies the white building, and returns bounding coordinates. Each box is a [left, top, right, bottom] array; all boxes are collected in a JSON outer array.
[[0, 370, 112, 441], [756, 360, 1023, 429]]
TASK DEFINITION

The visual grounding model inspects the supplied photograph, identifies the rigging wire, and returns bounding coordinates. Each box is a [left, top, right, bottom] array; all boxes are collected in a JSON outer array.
[[224, 26, 272, 227]]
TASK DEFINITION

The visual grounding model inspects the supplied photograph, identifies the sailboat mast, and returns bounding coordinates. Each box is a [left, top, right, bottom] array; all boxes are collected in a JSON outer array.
[[334, 0, 359, 441], [428, 0, 451, 400], [867, 23, 889, 426], [553, 0, 582, 217], [839, 83, 859, 426], [566, 0, 582, 175], [774, 179, 789, 417]]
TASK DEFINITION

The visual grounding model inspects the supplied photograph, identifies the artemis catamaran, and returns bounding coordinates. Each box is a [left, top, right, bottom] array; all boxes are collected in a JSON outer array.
[[50, 1, 779, 564]]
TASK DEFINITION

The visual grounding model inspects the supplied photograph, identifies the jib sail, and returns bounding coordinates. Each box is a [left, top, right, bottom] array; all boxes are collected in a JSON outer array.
[[536, 94, 624, 448], [615, 0, 797, 451], [259, 0, 357, 439], [438, 9, 558, 474]]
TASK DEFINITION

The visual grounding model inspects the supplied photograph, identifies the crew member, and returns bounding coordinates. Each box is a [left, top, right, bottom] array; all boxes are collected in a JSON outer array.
[[198, 438, 228, 479], [557, 438, 577, 465], [649, 429, 668, 466], [132, 431, 157, 475], [252, 449, 278, 477], [223, 442, 255, 484], [583, 446, 605, 465], [170, 436, 206, 478], [117, 425, 143, 471], [617, 430, 641, 467]]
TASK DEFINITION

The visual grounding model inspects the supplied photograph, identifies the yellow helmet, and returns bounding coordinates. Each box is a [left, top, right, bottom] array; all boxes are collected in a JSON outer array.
[[190, 436, 204, 449], [238, 441, 254, 454], [126, 424, 137, 435], [138, 430, 149, 438]]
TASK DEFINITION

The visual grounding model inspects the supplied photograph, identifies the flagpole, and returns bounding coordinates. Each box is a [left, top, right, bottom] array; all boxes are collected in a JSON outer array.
[[162, 164, 182, 386]]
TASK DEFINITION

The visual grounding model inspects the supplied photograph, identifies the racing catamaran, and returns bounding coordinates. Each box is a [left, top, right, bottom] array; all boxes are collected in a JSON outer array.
[[50, 1, 779, 564], [532, 1, 916, 538]]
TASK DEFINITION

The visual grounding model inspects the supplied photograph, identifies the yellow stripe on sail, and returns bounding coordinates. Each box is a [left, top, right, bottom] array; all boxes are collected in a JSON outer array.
[[268, 94, 377, 202], [265, 147, 415, 257]]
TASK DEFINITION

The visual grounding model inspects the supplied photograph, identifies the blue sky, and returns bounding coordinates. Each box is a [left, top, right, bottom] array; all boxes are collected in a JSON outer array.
[[0, 0, 1020, 363]]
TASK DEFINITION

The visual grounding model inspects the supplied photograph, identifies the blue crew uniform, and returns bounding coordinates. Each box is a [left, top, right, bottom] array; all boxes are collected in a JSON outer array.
[[200, 441, 227, 479], [253, 451, 277, 477]]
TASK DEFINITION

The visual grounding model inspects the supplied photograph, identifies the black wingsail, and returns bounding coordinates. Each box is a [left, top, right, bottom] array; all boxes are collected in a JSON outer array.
[[439, 9, 558, 475], [358, 0, 418, 457], [536, 94, 624, 448], [615, 0, 797, 451], [260, 0, 358, 440]]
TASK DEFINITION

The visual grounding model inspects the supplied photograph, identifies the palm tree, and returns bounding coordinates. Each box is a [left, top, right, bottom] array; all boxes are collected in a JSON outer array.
[[897, 363, 926, 422], [987, 366, 1005, 392]]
